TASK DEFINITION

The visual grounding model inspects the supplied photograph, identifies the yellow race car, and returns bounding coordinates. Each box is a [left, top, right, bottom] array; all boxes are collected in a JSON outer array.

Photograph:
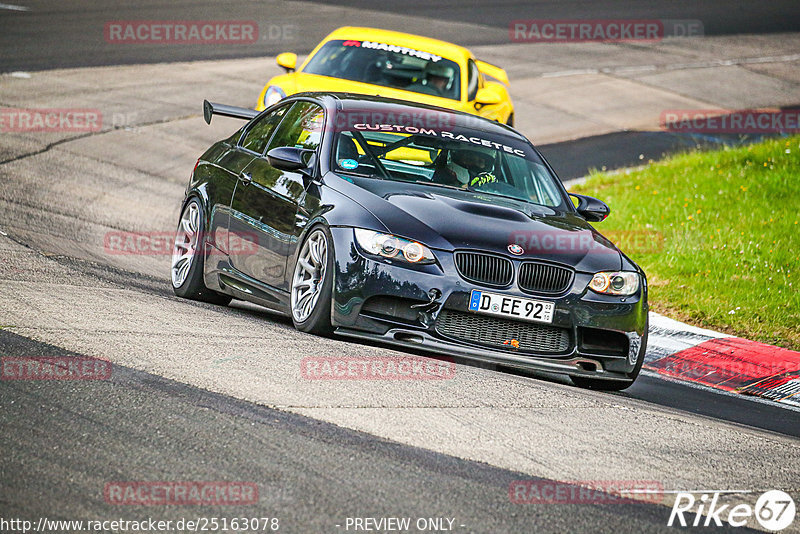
[[255, 26, 515, 126]]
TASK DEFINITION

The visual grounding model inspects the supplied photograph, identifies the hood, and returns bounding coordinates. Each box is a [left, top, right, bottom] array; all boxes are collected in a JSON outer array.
[[339, 177, 622, 272], [279, 73, 463, 108]]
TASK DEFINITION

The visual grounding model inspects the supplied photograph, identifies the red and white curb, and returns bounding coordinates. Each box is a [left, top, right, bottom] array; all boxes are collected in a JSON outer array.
[[645, 313, 800, 408]]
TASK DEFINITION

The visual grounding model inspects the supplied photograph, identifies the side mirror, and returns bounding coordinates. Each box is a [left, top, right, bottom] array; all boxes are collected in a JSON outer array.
[[474, 85, 502, 106], [570, 193, 610, 222], [276, 52, 297, 73], [266, 146, 314, 172]]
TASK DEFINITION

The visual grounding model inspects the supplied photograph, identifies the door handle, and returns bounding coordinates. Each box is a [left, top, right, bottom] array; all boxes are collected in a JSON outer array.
[[239, 171, 252, 184]]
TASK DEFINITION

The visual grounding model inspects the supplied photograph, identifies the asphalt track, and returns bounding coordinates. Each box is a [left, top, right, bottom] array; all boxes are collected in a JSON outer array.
[[539, 131, 769, 181], [312, 0, 800, 36], [1, 2, 800, 533], [2, 0, 799, 71], [3, 0, 797, 176], [0, 330, 706, 533], [0, 106, 797, 532]]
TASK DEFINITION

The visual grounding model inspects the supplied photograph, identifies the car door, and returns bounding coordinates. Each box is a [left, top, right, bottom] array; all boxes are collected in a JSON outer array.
[[228, 101, 324, 291], [197, 146, 253, 258], [218, 103, 289, 262]]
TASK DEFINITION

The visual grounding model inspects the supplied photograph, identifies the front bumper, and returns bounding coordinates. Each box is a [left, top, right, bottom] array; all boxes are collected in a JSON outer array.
[[329, 227, 648, 380]]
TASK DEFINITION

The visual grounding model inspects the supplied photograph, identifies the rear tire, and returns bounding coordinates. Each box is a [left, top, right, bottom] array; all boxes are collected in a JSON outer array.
[[506, 113, 514, 127], [171, 197, 232, 306], [290, 226, 334, 335]]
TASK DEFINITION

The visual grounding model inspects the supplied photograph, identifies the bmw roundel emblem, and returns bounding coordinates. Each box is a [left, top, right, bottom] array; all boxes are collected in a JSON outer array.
[[508, 244, 524, 256]]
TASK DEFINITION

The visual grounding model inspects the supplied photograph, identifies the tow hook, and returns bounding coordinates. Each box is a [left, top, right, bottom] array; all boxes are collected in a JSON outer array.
[[412, 289, 442, 326]]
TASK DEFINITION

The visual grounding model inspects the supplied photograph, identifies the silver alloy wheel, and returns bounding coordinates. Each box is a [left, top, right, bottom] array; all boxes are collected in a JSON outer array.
[[291, 229, 328, 323], [171, 200, 200, 288]]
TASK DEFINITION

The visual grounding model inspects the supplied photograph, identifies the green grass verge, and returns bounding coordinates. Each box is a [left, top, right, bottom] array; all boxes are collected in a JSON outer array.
[[572, 136, 799, 350]]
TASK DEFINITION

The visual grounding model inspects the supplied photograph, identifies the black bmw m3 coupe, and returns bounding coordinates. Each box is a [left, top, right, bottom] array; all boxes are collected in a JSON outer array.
[[172, 93, 648, 390]]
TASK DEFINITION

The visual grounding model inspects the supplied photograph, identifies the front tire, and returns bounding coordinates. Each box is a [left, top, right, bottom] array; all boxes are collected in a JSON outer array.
[[171, 198, 232, 306], [290, 226, 334, 335]]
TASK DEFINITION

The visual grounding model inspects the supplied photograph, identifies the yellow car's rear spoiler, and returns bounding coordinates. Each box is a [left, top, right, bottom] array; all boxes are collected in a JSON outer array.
[[475, 60, 509, 86]]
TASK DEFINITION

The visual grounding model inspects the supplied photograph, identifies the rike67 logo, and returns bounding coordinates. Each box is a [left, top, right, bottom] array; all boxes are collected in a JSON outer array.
[[668, 490, 795, 530]]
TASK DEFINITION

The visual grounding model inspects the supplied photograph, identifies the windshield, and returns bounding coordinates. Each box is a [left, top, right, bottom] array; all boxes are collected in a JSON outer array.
[[331, 125, 567, 209], [303, 39, 462, 101]]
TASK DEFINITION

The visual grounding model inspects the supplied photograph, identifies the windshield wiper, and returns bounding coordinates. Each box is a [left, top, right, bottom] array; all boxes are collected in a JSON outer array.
[[470, 190, 552, 215], [336, 169, 375, 178], [413, 181, 469, 192], [470, 189, 532, 204], [410, 181, 548, 213], [414, 180, 539, 206]]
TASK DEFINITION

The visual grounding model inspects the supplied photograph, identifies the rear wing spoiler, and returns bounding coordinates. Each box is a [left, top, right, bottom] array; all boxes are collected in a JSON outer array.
[[475, 60, 509, 86], [203, 100, 259, 124]]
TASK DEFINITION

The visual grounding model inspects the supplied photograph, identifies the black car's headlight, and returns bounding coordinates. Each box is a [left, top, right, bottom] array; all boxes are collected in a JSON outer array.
[[354, 229, 436, 265], [589, 271, 640, 296], [263, 86, 285, 108]]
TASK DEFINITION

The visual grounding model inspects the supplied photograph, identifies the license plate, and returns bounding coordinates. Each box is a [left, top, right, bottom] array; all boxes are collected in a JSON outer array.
[[468, 290, 554, 324]]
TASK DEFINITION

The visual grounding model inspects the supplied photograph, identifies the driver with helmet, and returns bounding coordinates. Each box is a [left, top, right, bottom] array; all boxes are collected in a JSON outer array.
[[406, 61, 456, 98], [432, 147, 498, 189]]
